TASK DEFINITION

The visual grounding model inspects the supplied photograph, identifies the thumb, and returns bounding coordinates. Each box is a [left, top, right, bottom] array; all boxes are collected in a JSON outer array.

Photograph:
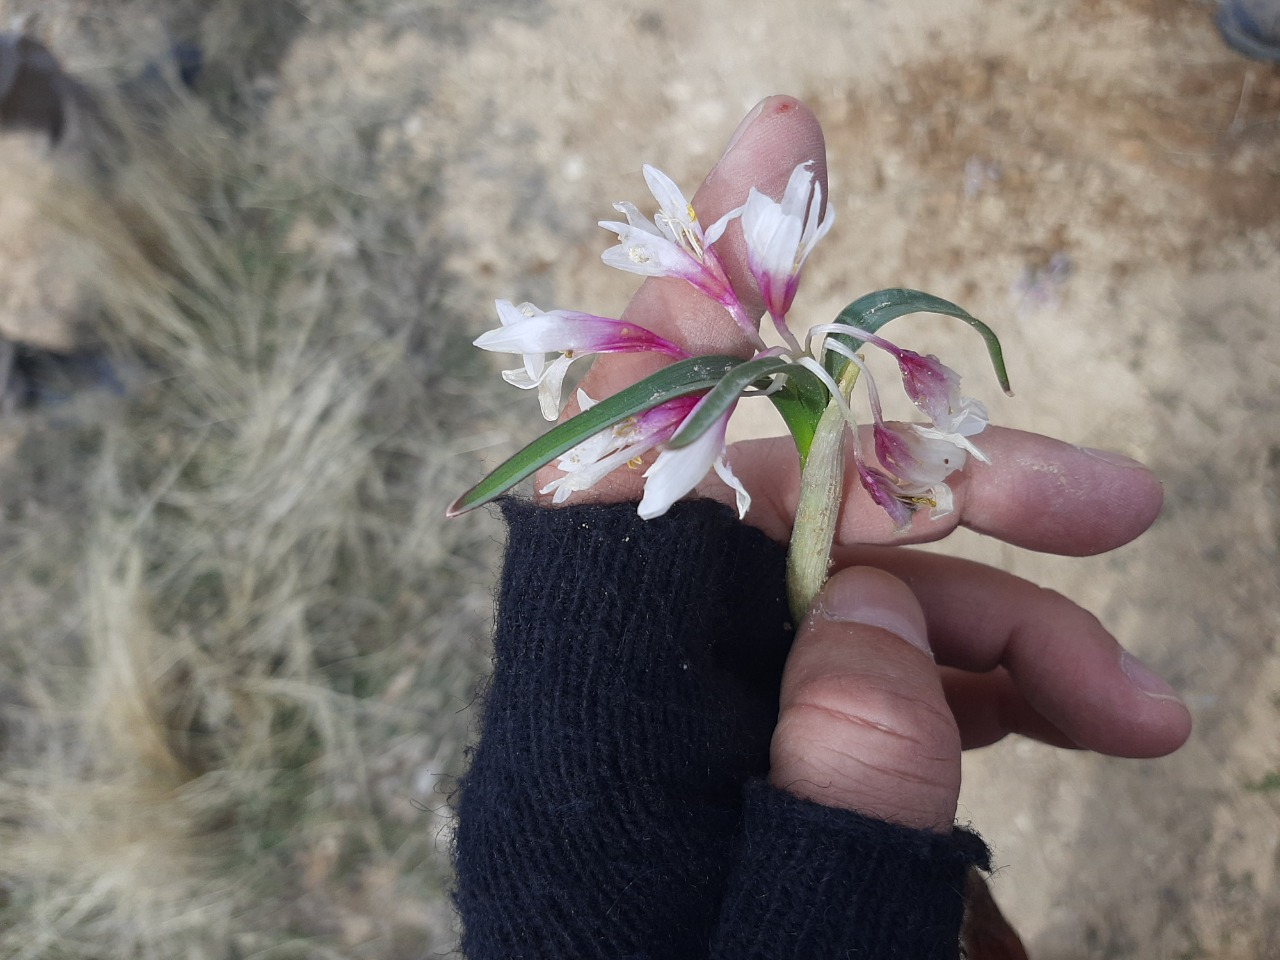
[[770, 567, 962, 832]]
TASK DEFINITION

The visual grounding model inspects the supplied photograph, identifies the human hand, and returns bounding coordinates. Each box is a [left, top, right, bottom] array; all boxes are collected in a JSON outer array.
[[535, 95, 1191, 831]]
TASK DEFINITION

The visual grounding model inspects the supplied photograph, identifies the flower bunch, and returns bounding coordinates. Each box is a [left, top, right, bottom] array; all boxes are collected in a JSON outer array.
[[453, 162, 1010, 538]]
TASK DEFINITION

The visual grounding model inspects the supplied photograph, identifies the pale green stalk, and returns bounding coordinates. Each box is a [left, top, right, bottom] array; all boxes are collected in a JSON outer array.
[[785, 364, 859, 623]]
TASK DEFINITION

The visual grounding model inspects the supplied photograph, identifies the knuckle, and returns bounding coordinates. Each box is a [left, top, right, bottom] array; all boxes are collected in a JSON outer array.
[[784, 672, 959, 758]]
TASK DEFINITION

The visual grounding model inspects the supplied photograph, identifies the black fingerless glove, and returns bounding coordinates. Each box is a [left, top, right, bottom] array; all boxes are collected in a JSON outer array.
[[453, 499, 987, 959]]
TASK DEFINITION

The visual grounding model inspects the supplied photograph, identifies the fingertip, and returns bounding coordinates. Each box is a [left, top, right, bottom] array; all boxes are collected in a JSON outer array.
[[701, 94, 826, 220], [1073, 444, 1165, 537], [714, 95, 816, 157], [1015, 633, 1193, 760], [1105, 703, 1193, 759], [815, 566, 931, 658], [1117, 650, 1194, 757], [959, 429, 1166, 556]]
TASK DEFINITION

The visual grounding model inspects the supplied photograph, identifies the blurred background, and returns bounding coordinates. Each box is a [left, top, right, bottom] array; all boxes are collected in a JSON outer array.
[[0, 0, 1276, 957]]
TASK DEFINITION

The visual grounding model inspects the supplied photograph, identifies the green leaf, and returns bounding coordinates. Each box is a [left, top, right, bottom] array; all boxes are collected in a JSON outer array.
[[664, 356, 798, 450], [826, 288, 1012, 395], [447, 355, 742, 516], [767, 364, 830, 466]]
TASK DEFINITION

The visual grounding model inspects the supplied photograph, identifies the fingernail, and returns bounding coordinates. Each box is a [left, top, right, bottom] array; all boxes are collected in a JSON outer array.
[[721, 98, 768, 158], [1120, 651, 1185, 704], [1075, 446, 1148, 470], [819, 568, 932, 657]]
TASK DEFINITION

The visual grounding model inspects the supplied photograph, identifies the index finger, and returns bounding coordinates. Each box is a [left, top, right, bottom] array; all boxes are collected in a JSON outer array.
[[727, 427, 1165, 556], [580, 95, 827, 397], [537, 96, 827, 503]]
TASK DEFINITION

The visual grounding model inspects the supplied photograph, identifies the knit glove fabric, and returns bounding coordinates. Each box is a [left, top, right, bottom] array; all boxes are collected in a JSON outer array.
[[453, 498, 988, 959]]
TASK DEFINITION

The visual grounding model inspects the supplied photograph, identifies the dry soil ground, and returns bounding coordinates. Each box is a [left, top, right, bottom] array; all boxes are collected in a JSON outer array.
[[2, 0, 1278, 957]]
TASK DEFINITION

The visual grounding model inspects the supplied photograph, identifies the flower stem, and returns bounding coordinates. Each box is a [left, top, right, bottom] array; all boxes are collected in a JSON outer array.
[[785, 364, 859, 624]]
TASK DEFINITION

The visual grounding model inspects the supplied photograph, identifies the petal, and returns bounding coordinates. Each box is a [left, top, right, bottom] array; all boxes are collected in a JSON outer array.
[[927, 481, 956, 519], [876, 422, 970, 485], [476, 310, 668, 356], [753, 218, 804, 312], [936, 396, 990, 440], [493, 298, 525, 327], [542, 432, 641, 502], [642, 164, 694, 227], [535, 355, 576, 420], [496, 355, 576, 418], [796, 185, 834, 266], [704, 204, 743, 245], [485, 299, 544, 381], [897, 351, 963, 423], [638, 406, 730, 520], [910, 422, 989, 463], [540, 396, 696, 502], [608, 202, 663, 237], [501, 366, 539, 390], [738, 185, 809, 319], [600, 225, 703, 280], [856, 463, 915, 530], [474, 320, 557, 354], [744, 193, 801, 271], [713, 453, 751, 518], [779, 162, 817, 219]]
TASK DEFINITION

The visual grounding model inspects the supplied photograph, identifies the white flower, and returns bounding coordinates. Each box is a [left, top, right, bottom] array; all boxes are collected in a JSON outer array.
[[500, 353, 576, 421], [855, 461, 920, 530], [476, 299, 685, 420], [599, 165, 747, 328], [869, 421, 974, 522], [737, 162, 834, 327], [638, 398, 749, 520], [540, 393, 698, 503], [600, 203, 709, 282]]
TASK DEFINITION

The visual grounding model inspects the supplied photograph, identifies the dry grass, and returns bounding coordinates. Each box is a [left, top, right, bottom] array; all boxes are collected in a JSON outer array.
[[0, 14, 503, 958]]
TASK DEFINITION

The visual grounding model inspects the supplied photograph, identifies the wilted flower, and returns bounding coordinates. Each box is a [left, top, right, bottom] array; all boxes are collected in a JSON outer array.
[[892, 349, 989, 443], [868, 421, 965, 522], [854, 459, 918, 530], [824, 338, 987, 527]]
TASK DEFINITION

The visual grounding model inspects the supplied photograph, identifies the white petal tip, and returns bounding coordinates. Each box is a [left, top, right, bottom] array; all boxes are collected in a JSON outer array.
[[636, 502, 669, 521]]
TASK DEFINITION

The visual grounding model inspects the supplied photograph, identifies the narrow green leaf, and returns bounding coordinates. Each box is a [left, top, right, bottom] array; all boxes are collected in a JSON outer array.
[[447, 355, 742, 516], [768, 365, 829, 466], [827, 288, 1012, 395], [664, 356, 797, 450]]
